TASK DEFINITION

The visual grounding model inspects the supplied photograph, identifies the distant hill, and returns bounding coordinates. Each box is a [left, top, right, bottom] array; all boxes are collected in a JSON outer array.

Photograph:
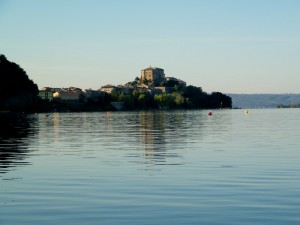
[[227, 94, 300, 108]]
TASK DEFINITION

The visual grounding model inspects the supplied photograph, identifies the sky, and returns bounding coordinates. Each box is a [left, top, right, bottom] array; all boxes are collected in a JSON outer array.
[[0, 0, 299, 94]]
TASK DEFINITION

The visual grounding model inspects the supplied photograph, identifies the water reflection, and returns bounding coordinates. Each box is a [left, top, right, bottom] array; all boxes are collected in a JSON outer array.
[[139, 111, 184, 165], [0, 113, 37, 174], [140, 111, 166, 151], [53, 112, 60, 140]]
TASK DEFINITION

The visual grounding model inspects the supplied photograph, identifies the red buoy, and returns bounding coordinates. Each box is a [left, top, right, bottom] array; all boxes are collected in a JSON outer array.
[[208, 112, 212, 116]]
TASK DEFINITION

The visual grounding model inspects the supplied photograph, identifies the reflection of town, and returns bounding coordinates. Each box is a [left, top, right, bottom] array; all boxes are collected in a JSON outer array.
[[140, 111, 166, 152], [139, 111, 183, 164], [53, 112, 60, 139]]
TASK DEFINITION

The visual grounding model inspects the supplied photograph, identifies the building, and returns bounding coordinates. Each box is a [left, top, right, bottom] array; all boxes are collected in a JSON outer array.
[[84, 89, 105, 99], [153, 86, 172, 94], [38, 90, 54, 101], [53, 89, 83, 103], [116, 85, 134, 94], [141, 67, 165, 85], [165, 77, 187, 87], [42, 87, 65, 92], [100, 85, 116, 94]]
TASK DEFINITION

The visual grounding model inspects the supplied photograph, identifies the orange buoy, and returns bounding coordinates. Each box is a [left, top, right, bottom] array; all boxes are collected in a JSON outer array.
[[208, 111, 212, 116]]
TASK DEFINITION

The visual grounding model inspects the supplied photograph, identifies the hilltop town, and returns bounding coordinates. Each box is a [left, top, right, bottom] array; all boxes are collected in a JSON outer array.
[[39, 67, 187, 109], [0, 55, 231, 112], [38, 66, 232, 111]]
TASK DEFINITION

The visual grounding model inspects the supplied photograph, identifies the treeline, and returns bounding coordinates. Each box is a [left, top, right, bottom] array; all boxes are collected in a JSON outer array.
[[277, 103, 300, 108], [41, 88, 231, 112], [106, 86, 231, 110]]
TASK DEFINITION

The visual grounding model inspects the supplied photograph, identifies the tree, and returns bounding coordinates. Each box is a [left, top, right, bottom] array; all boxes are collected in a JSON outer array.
[[137, 94, 147, 107], [210, 92, 232, 108], [154, 94, 176, 109], [164, 79, 179, 87], [0, 55, 38, 110], [173, 93, 185, 107], [182, 85, 207, 108], [132, 89, 153, 109]]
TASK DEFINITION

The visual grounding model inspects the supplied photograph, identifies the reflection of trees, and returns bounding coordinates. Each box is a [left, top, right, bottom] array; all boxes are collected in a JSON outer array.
[[0, 114, 36, 174]]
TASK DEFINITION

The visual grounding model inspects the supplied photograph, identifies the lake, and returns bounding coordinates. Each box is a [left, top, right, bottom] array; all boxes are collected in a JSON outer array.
[[1, 109, 300, 225]]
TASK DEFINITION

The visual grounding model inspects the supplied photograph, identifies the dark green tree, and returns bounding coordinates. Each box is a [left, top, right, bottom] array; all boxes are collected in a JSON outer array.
[[182, 85, 208, 108], [154, 94, 176, 109], [210, 92, 232, 108], [0, 55, 38, 111], [132, 89, 153, 109]]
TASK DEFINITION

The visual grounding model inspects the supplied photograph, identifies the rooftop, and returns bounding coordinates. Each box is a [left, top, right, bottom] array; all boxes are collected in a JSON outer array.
[[142, 66, 163, 71]]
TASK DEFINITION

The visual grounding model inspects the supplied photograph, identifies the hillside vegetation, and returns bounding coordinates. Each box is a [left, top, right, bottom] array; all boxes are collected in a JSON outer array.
[[0, 55, 38, 111]]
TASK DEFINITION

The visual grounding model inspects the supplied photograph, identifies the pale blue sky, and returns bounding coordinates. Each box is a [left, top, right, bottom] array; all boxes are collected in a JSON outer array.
[[1, 0, 299, 93]]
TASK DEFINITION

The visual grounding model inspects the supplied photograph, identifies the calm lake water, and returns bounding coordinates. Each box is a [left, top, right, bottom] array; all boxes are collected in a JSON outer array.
[[1, 109, 300, 225]]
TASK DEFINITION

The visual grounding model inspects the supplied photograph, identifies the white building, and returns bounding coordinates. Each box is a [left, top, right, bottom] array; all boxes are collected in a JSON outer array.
[[53, 89, 83, 102], [100, 85, 116, 94]]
